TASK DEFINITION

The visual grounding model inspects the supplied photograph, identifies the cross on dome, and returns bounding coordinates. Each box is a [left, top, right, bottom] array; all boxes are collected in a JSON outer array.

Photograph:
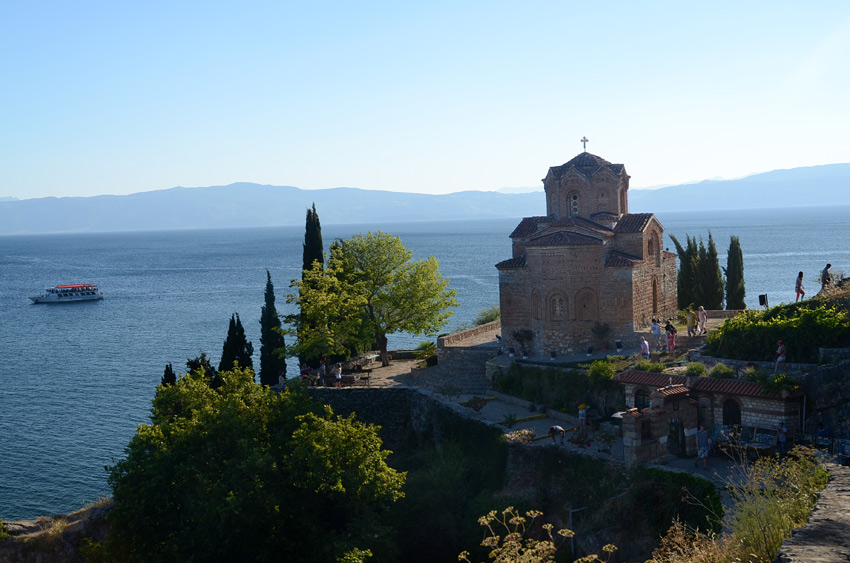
[[581, 136, 589, 151]]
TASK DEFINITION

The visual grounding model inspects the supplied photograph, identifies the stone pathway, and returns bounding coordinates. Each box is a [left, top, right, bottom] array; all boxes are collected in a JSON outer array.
[[776, 463, 850, 563]]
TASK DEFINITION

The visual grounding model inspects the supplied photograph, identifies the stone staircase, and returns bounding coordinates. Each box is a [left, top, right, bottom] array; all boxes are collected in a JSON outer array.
[[410, 345, 498, 395]]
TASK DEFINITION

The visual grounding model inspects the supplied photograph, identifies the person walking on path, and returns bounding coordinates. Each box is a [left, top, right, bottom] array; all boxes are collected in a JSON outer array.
[[697, 306, 708, 335], [686, 308, 697, 337], [640, 337, 650, 360], [665, 319, 677, 355], [774, 340, 787, 376], [333, 363, 342, 388], [651, 319, 663, 351], [548, 425, 566, 445], [821, 263, 832, 291], [695, 425, 711, 469], [795, 271, 806, 302]]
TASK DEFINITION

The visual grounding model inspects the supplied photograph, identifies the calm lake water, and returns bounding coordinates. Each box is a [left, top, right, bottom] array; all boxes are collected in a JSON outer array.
[[1, 206, 849, 519]]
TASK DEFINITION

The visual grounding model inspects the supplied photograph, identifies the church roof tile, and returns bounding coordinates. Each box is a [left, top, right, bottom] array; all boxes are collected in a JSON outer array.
[[509, 216, 552, 238], [605, 250, 642, 267], [495, 256, 527, 269], [613, 370, 803, 400], [613, 213, 654, 233], [546, 152, 625, 180]]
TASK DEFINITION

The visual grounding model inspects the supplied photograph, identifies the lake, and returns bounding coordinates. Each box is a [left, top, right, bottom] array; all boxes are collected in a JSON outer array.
[[1, 205, 849, 519]]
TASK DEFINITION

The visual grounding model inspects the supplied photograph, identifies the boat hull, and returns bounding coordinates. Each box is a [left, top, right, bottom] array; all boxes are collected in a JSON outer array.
[[29, 294, 104, 304]]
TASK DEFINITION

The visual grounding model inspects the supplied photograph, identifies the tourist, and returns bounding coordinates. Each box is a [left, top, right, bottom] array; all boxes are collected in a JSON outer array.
[[334, 363, 342, 388], [578, 403, 588, 438], [695, 425, 711, 469], [650, 318, 662, 350], [821, 263, 832, 291], [795, 271, 805, 302], [640, 336, 650, 360], [776, 421, 788, 455], [685, 308, 697, 337], [697, 306, 707, 335], [278, 373, 285, 388], [318, 359, 327, 385], [548, 425, 566, 445], [665, 320, 677, 354], [815, 422, 830, 439], [774, 340, 787, 376]]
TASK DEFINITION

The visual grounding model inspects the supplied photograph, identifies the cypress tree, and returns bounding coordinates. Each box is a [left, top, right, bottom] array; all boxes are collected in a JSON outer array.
[[725, 235, 746, 309], [161, 363, 176, 386], [302, 203, 324, 275], [671, 235, 696, 309], [219, 313, 254, 375], [704, 232, 725, 309], [696, 238, 709, 307], [259, 270, 287, 386]]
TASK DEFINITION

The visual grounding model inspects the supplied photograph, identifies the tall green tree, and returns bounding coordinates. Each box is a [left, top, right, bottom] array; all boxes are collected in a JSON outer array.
[[219, 313, 254, 374], [161, 363, 176, 386], [725, 235, 746, 309], [259, 270, 287, 385], [670, 235, 697, 309], [105, 368, 405, 561], [703, 232, 725, 309], [302, 202, 324, 275], [288, 231, 458, 366]]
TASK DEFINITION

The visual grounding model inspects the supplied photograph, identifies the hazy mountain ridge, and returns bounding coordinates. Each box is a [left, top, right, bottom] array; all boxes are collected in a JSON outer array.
[[1, 163, 848, 235]]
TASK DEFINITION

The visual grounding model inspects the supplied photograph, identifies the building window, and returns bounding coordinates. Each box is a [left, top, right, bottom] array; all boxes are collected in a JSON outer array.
[[550, 295, 564, 318], [571, 194, 579, 216], [635, 389, 650, 410], [641, 419, 652, 440], [532, 293, 542, 320]]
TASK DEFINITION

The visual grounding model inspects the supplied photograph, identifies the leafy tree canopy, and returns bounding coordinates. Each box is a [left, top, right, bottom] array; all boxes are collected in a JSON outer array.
[[219, 313, 253, 374], [105, 369, 405, 561], [288, 231, 458, 366]]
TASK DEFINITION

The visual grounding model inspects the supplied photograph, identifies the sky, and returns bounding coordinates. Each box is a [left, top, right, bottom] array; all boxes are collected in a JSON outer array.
[[2, 1, 850, 200]]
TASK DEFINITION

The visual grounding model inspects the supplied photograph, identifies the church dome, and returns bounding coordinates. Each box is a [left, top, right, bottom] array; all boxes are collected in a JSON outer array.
[[546, 152, 625, 180]]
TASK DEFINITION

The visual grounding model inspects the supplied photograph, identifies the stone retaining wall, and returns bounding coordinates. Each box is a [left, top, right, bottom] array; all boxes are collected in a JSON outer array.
[[437, 320, 500, 348]]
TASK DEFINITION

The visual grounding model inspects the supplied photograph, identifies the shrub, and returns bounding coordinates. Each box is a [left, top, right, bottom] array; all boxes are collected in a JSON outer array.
[[587, 360, 616, 388], [0, 518, 10, 542], [704, 301, 850, 362], [708, 363, 735, 379], [635, 360, 666, 373], [684, 363, 706, 377], [473, 305, 500, 326]]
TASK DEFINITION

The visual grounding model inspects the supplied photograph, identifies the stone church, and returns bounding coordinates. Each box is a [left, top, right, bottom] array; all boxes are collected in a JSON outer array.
[[496, 150, 677, 355]]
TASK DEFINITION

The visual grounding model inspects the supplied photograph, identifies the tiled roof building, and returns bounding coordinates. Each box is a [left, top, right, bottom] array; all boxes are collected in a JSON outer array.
[[496, 151, 678, 354]]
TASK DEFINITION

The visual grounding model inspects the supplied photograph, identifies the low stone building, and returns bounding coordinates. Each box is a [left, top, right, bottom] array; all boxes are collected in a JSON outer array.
[[496, 150, 677, 356], [614, 370, 804, 464]]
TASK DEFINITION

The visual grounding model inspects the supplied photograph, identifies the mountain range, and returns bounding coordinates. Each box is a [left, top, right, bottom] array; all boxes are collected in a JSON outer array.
[[1, 163, 848, 235]]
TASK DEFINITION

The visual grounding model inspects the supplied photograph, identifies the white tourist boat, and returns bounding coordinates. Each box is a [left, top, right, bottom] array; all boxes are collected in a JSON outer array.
[[29, 283, 104, 303]]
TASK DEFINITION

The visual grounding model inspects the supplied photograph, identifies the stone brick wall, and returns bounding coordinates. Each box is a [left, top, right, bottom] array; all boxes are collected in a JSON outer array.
[[437, 320, 500, 348]]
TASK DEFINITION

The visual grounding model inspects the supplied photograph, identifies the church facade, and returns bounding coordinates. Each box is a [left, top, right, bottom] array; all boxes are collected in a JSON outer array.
[[496, 151, 677, 355]]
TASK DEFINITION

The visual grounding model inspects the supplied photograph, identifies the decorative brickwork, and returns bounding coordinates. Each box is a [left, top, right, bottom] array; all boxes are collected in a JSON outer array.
[[497, 152, 678, 356]]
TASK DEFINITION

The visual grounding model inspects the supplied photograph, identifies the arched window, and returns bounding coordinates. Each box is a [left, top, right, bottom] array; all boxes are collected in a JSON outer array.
[[550, 294, 565, 319], [635, 389, 650, 410], [648, 231, 661, 267], [531, 292, 542, 320], [571, 194, 579, 216]]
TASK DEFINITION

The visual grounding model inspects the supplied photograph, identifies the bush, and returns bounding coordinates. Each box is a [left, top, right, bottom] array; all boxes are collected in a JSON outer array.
[[635, 360, 666, 373], [473, 305, 500, 326], [0, 518, 10, 542], [684, 363, 706, 377], [708, 363, 735, 379], [587, 360, 616, 388], [704, 301, 850, 362]]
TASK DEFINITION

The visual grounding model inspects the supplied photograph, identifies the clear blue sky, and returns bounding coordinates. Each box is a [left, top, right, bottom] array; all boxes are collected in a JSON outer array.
[[2, 1, 849, 199]]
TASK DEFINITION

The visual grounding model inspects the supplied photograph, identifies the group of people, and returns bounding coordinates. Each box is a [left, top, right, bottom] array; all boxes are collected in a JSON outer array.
[[795, 263, 834, 302], [547, 403, 589, 445], [300, 360, 344, 387]]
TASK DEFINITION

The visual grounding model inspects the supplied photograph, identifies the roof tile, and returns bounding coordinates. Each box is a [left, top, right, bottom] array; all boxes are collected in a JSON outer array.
[[613, 213, 654, 233]]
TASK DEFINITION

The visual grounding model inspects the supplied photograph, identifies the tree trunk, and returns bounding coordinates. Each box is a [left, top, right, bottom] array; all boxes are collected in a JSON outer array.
[[377, 333, 390, 366]]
